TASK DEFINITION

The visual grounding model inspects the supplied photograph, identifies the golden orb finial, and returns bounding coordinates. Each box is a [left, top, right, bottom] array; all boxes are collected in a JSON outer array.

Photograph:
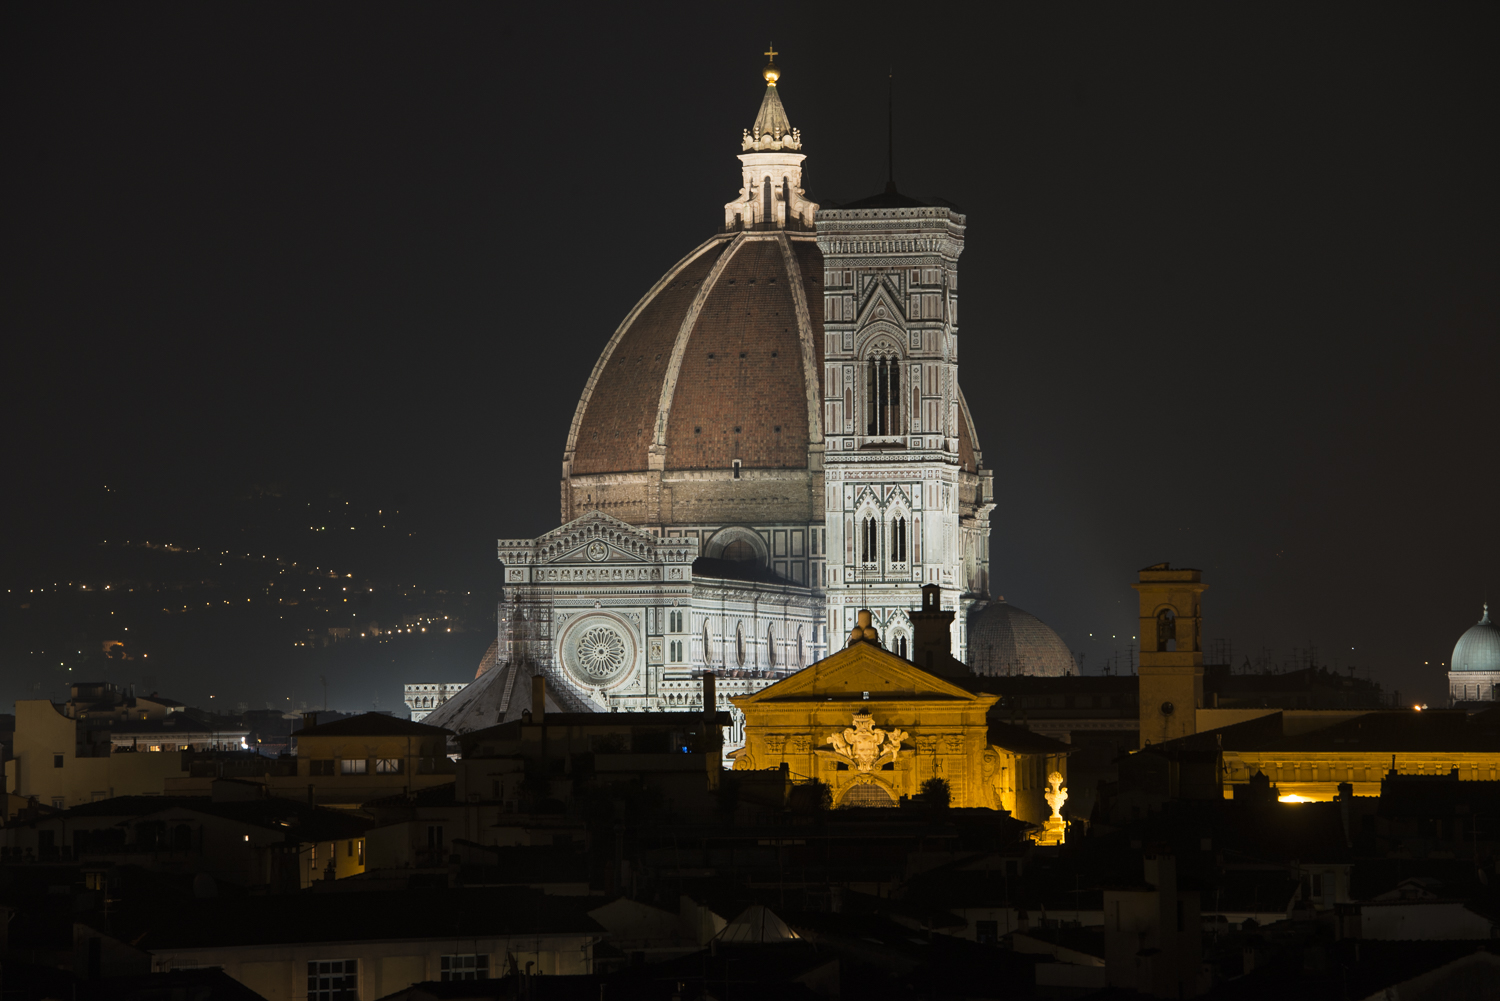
[[763, 43, 780, 85]]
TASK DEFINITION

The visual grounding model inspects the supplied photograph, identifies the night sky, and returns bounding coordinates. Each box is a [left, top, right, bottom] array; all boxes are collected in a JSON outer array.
[[3, 4, 1495, 712]]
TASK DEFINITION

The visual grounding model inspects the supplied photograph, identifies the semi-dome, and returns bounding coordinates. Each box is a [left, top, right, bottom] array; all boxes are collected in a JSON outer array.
[[559, 60, 981, 530], [967, 600, 1076, 677], [1451, 604, 1500, 672]]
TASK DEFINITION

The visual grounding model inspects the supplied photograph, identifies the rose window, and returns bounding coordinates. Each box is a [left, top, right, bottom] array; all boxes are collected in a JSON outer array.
[[576, 627, 626, 679]]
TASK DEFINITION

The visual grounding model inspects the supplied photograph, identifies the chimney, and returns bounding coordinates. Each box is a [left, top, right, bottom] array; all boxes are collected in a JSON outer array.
[[909, 585, 958, 675], [703, 672, 720, 791], [301, 711, 319, 731], [531, 675, 546, 725]]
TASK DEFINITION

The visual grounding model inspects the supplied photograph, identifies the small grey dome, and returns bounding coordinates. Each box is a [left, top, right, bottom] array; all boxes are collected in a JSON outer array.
[[1451, 604, 1500, 673], [967, 600, 1076, 677]]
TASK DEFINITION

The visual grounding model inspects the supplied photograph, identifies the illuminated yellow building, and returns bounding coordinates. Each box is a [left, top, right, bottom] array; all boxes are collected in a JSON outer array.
[[1118, 564, 1500, 802], [732, 610, 1069, 824], [1212, 708, 1500, 801], [5, 700, 191, 814]]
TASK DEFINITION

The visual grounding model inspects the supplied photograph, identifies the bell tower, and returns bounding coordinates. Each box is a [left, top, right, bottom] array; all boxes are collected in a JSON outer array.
[[1132, 563, 1206, 747]]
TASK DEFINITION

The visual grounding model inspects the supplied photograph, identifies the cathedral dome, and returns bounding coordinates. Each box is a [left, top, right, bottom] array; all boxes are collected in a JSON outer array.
[[560, 63, 982, 531], [967, 600, 1076, 677], [566, 230, 826, 485], [1451, 604, 1500, 672]]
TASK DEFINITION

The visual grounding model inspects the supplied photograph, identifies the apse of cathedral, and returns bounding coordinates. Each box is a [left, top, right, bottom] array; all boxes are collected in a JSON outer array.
[[431, 53, 1003, 747]]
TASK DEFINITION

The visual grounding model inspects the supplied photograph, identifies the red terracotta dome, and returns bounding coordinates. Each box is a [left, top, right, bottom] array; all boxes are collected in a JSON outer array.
[[567, 231, 825, 480], [561, 229, 982, 530]]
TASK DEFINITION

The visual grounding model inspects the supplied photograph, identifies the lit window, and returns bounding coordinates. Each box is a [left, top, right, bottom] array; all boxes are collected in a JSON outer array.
[[340, 759, 367, 775], [374, 758, 402, 774], [440, 954, 489, 981]]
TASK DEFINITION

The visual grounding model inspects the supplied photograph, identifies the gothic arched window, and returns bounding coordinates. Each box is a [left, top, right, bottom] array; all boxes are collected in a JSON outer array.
[[891, 517, 907, 563], [866, 353, 903, 436], [861, 517, 878, 564]]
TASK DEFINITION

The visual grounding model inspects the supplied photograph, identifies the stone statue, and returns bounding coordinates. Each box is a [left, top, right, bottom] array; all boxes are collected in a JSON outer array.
[[830, 711, 907, 773], [981, 748, 1008, 811], [1044, 771, 1068, 821], [1033, 771, 1069, 846]]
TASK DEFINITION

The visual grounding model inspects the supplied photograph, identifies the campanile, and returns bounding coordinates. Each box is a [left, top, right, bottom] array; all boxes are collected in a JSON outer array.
[[1132, 563, 1207, 747]]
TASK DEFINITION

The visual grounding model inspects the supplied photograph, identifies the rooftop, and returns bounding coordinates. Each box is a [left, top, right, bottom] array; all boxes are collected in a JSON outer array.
[[294, 712, 453, 738]]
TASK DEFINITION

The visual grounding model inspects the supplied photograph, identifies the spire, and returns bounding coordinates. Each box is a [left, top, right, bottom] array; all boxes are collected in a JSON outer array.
[[885, 68, 896, 194], [742, 43, 801, 151]]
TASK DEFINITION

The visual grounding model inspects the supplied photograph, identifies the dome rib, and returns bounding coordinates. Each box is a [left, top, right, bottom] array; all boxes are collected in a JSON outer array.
[[775, 232, 825, 445], [563, 228, 828, 526], [660, 234, 819, 472], [564, 235, 733, 473], [651, 232, 749, 453], [956, 383, 981, 473]]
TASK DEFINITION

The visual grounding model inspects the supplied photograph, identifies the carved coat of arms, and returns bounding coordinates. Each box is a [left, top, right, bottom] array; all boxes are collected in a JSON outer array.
[[830, 711, 908, 773]]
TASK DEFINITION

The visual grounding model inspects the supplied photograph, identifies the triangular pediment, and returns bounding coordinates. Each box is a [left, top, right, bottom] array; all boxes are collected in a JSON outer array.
[[856, 282, 905, 332], [500, 510, 699, 567], [547, 543, 647, 565], [535, 510, 656, 547], [736, 641, 991, 705]]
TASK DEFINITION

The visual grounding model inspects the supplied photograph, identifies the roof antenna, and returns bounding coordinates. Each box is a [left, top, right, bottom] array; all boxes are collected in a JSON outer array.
[[885, 68, 896, 194]]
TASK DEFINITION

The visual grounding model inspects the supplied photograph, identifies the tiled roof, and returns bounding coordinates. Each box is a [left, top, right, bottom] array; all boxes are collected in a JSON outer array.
[[691, 556, 801, 587]]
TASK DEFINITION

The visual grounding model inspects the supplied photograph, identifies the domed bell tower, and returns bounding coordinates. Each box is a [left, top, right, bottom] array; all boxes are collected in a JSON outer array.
[[1132, 563, 1206, 747]]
